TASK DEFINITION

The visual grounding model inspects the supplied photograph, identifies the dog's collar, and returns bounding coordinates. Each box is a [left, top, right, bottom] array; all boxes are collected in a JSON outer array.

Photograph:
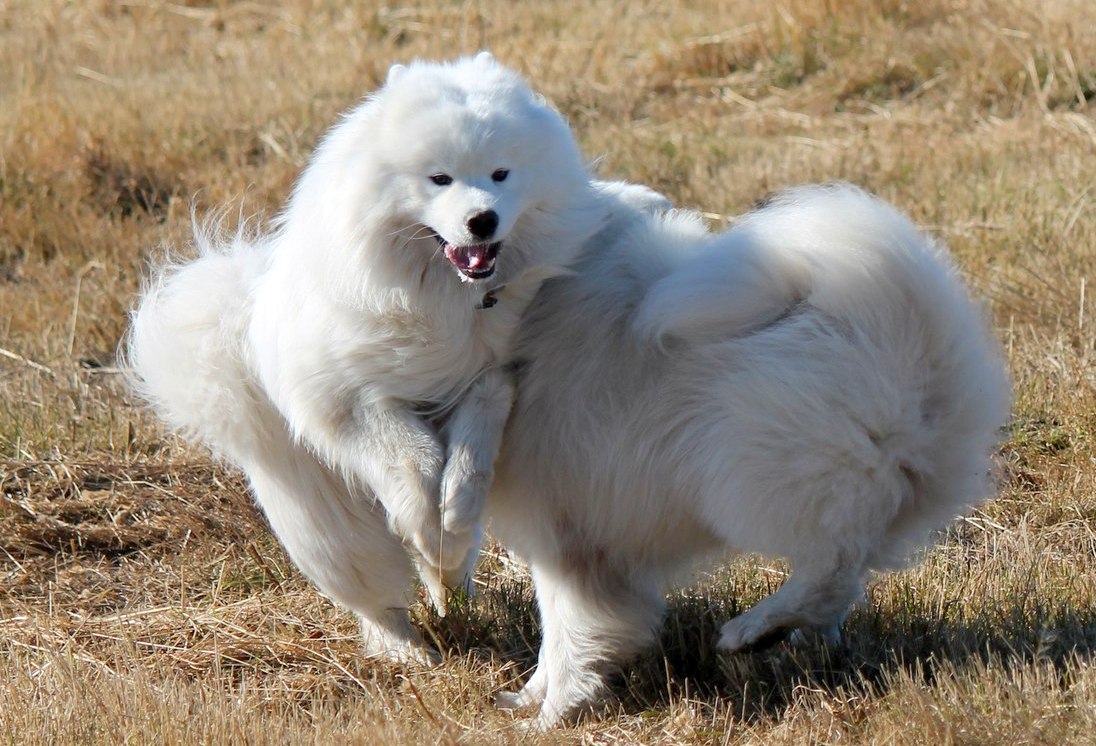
[[478, 285, 505, 310]]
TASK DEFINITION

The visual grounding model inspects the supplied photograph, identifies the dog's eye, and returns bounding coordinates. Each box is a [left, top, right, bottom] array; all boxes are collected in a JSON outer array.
[[430, 173, 453, 186], [491, 168, 510, 183]]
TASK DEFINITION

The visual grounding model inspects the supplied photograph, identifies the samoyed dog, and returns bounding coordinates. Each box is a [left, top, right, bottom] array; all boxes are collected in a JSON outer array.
[[488, 184, 1010, 728], [127, 53, 665, 664]]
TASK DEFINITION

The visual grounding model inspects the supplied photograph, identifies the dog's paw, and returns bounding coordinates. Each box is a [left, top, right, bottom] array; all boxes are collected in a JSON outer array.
[[412, 523, 475, 575], [717, 615, 791, 653], [370, 639, 440, 668], [788, 624, 843, 649], [511, 717, 549, 734], [417, 551, 476, 617], [494, 690, 524, 711], [495, 688, 541, 712], [359, 615, 441, 667], [440, 454, 490, 534], [440, 561, 475, 597], [503, 710, 557, 734]]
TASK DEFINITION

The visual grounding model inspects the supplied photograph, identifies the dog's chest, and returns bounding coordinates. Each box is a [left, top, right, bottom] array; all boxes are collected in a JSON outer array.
[[372, 294, 522, 402]]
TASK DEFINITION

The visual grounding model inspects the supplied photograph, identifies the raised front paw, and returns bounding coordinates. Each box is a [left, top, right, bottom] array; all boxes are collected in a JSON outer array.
[[439, 448, 490, 535], [412, 521, 475, 575], [414, 525, 480, 615]]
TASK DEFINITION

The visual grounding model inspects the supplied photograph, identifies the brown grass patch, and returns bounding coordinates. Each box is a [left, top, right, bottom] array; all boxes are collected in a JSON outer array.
[[82, 145, 181, 219], [0, 459, 257, 558], [1, 0, 1094, 742]]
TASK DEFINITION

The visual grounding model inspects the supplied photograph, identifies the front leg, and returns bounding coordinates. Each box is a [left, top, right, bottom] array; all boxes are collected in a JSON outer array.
[[502, 564, 666, 730], [418, 368, 515, 606], [440, 367, 516, 536], [289, 393, 468, 574]]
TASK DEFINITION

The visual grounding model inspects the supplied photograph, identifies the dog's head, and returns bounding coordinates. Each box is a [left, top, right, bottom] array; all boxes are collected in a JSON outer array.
[[380, 53, 596, 284], [303, 53, 600, 288]]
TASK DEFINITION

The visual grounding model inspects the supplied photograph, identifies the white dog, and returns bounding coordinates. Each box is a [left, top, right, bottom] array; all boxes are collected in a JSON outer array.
[[488, 184, 1011, 728], [127, 53, 664, 664]]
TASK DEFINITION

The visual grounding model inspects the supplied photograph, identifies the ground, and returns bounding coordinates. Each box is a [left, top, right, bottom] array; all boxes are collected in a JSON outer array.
[[1, 1, 1094, 743]]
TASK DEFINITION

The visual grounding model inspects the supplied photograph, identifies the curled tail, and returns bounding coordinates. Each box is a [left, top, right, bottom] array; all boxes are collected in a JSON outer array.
[[126, 220, 271, 460], [635, 184, 993, 359], [631, 226, 811, 348], [634, 185, 1010, 564]]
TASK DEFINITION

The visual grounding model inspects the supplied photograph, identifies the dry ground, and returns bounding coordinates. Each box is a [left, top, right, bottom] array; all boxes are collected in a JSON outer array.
[[1, 0, 1095, 743]]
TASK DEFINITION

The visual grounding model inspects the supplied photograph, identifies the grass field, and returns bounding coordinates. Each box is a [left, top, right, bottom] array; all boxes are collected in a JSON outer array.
[[2, 0, 1095, 742]]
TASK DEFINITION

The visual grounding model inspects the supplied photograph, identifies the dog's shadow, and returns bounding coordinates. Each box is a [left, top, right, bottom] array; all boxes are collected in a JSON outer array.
[[626, 588, 1096, 724], [424, 571, 1096, 724]]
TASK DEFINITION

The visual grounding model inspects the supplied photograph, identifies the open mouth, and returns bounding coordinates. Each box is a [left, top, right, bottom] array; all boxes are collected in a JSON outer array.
[[432, 232, 500, 280]]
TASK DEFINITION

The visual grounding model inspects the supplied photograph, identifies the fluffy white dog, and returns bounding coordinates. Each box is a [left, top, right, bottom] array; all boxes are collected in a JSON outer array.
[[127, 53, 663, 664], [488, 184, 1011, 728]]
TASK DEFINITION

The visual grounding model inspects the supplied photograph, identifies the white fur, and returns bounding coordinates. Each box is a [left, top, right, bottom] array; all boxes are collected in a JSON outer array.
[[488, 184, 1011, 728], [127, 54, 639, 663]]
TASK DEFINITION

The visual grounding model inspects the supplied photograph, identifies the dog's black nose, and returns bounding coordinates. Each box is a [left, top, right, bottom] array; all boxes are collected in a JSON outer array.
[[467, 210, 499, 240]]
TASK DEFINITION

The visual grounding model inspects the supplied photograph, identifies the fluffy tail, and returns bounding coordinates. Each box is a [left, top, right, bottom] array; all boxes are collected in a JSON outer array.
[[631, 224, 811, 348], [126, 219, 270, 461], [636, 184, 994, 362], [643, 184, 1009, 565]]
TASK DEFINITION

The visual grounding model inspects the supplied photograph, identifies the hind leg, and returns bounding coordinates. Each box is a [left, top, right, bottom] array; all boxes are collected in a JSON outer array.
[[359, 607, 438, 666], [500, 564, 665, 730], [718, 552, 864, 653], [346, 534, 439, 666], [243, 441, 437, 665]]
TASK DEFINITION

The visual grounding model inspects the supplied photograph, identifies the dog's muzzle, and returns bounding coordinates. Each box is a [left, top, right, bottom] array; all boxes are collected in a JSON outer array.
[[434, 232, 501, 280]]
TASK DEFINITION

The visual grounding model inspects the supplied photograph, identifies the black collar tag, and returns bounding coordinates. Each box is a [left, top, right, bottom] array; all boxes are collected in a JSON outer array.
[[478, 286, 504, 310]]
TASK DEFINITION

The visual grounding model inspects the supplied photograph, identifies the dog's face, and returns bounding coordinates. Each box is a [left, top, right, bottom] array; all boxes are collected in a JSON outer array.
[[368, 55, 591, 285], [411, 151, 522, 284]]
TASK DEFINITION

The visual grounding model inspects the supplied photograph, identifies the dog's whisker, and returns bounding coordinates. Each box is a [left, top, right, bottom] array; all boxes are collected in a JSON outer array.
[[389, 223, 431, 240]]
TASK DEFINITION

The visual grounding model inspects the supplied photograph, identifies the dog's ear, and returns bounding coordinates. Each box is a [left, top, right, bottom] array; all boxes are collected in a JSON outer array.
[[474, 51, 495, 66], [385, 63, 407, 86]]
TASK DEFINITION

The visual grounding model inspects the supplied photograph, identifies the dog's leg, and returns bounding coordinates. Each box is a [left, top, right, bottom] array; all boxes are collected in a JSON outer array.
[[359, 608, 440, 667], [411, 367, 514, 610], [717, 553, 864, 653], [439, 367, 516, 538], [495, 649, 548, 711], [355, 404, 462, 572], [516, 564, 665, 730], [292, 397, 476, 576], [277, 368, 507, 613], [241, 434, 439, 665]]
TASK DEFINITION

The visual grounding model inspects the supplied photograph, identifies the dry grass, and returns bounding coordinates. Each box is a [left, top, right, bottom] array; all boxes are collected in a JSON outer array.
[[1, 0, 1094, 742]]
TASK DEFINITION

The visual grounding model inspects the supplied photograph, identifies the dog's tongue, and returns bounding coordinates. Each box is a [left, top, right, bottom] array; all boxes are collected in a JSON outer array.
[[445, 242, 496, 272]]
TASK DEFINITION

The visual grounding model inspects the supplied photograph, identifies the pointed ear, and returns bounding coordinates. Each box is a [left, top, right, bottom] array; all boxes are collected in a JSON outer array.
[[474, 51, 495, 66], [385, 63, 407, 86]]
